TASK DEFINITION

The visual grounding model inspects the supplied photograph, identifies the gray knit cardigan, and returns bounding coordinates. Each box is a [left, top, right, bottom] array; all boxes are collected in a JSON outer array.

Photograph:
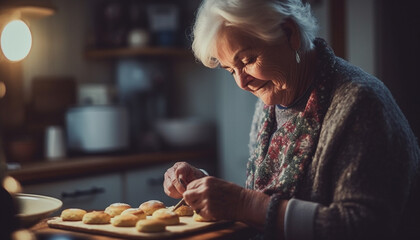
[[249, 39, 420, 240]]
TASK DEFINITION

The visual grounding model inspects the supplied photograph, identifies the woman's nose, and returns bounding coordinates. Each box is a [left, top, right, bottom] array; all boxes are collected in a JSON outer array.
[[234, 71, 251, 90]]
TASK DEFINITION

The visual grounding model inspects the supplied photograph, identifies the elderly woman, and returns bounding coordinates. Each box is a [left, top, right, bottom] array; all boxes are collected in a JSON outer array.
[[163, 0, 420, 239]]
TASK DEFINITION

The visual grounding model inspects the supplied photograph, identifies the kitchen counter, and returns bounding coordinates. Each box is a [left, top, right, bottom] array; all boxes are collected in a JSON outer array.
[[8, 149, 216, 185]]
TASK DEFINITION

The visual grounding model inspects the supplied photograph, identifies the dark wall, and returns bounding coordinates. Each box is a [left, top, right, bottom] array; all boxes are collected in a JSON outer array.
[[376, 1, 420, 142]]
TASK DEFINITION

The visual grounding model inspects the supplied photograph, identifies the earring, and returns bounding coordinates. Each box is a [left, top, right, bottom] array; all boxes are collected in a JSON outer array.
[[295, 51, 300, 64]]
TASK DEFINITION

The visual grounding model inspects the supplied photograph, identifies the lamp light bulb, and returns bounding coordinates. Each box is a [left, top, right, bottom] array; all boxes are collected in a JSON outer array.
[[1, 19, 32, 62]]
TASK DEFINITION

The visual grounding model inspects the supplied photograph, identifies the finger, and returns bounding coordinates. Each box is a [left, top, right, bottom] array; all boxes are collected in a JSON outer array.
[[163, 166, 185, 198], [179, 176, 187, 189], [168, 176, 184, 195], [193, 201, 206, 215], [164, 168, 175, 185], [174, 167, 193, 192], [174, 167, 189, 181], [164, 187, 182, 199], [195, 205, 209, 218], [184, 190, 206, 213], [163, 168, 182, 198], [183, 184, 206, 206], [163, 178, 183, 199], [185, 176, 208, 191], [174, 162, 205, 185], [191, 200, 215, 221], [185, 178, 198, 191]]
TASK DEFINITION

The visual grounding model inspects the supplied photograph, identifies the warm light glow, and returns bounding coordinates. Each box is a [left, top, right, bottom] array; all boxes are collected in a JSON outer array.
[[12, 229, 36, 240], [1, 19, 32, 61], [0, 81, 6, 98], [2, 176, 22, 194]]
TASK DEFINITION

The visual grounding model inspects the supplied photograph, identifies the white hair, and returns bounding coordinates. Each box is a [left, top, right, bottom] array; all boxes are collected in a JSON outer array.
[[192, 0, 318, 68]]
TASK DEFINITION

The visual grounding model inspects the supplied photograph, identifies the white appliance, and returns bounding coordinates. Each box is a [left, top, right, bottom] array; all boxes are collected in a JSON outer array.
[[65, 105, 129, 153], [77, 83, 115, 105]]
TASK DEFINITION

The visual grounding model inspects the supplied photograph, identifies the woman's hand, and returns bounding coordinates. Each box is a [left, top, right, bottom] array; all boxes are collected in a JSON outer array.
[[182, 176, 246, 221], [163, 162, 207, 199]]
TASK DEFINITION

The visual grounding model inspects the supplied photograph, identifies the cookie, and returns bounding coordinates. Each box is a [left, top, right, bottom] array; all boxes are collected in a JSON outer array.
[[152, 208, 180, 225], [173, 205, 194, 216], [139, 200, 165, 215], [121, 208, 147, 220], [60, 208, 87, 221], [82, 211, 111, 224], [104, 203, 131, 217], [111, 213, 138, 227], [136, 219, 166, 233]]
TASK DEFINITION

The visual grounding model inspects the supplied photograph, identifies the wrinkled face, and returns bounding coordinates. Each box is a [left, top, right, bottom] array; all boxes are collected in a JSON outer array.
[[216, 26, 296, 106]]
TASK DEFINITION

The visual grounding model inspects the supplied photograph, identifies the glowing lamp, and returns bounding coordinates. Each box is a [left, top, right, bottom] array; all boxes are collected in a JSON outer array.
[[1, 19, 32, 62]]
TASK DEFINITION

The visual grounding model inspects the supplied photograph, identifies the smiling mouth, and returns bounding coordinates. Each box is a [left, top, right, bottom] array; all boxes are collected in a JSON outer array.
[[250, 81, 269, 92]]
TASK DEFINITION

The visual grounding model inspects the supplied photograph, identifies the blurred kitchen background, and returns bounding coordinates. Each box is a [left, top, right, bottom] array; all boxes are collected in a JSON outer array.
[[0, 0, 419, 209]]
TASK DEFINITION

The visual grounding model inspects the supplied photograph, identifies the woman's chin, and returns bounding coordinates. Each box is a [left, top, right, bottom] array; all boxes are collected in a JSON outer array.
[[259, 97, 280, 106], [255, 87, 288, 106]]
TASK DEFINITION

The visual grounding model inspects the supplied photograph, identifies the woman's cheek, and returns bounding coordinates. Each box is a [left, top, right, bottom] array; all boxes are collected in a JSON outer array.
[[255, 62, 281, 80]]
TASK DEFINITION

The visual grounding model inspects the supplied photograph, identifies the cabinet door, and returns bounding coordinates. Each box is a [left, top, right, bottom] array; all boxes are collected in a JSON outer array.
[[23, 173, 123, 211], [123, 159, 217, 207]]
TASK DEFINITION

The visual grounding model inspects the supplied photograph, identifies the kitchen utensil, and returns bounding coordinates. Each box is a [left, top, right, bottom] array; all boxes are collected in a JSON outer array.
[[15, 193, 62, 227], [172, 178, 187, 212], [45, 126, 66, 160], [65, 105, 129, 153], [172, 198, 186, 212]]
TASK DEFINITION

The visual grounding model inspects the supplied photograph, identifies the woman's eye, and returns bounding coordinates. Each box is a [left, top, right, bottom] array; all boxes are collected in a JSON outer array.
[[243, 56, 256, 65]]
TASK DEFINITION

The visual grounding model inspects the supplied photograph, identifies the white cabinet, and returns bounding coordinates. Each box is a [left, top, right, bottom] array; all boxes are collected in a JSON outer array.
[[23, 173, 123, 211]]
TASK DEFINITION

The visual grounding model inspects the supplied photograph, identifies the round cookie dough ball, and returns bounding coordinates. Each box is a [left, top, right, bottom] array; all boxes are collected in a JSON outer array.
[[152, 208, 180, 225], [173, 205, 194, 217], [104, 203, 131, 217], [111, 213, 138, 227], [82, 211, 111, 224], [139, 200, 165, 215], [60, 208, 87, 221], [136, 219, 166, 233], [121, 208, 147, 220]]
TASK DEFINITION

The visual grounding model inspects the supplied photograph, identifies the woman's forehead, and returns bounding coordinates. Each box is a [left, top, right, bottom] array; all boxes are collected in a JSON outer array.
[[215, 27, 258, 60]]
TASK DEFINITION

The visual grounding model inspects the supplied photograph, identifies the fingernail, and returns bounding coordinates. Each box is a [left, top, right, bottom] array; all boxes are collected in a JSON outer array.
[[178, 178, 187, 189]]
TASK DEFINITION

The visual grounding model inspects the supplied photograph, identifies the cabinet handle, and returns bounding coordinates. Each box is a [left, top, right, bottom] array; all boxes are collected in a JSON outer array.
[[147, 177, 164, 186], [61, 187, 105, 199]]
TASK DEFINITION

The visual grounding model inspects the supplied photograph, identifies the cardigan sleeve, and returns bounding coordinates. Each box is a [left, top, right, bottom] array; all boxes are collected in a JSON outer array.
[[285, 198, 319, 240], [311, 81, 419, 240]]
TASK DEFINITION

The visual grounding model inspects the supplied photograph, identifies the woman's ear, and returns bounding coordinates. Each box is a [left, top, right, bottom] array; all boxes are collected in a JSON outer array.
[[281, 18, 301, 51]]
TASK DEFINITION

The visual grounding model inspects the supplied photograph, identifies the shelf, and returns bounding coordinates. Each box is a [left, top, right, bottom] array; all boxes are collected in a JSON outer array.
[[8, 149, 216, 185], [85, 46, 193, 59]]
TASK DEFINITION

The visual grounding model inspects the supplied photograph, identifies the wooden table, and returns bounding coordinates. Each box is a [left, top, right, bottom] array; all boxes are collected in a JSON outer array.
[[30, 218, 259, 240]]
